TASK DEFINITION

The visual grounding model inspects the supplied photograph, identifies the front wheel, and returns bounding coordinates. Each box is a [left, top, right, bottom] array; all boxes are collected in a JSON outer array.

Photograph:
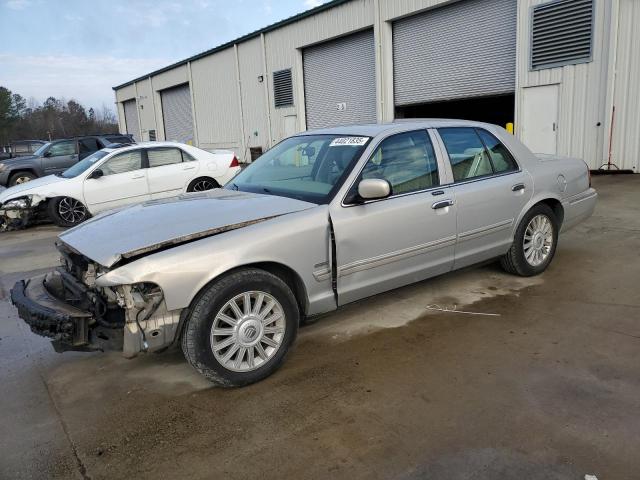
[[500, 204, 558, 277], [47, 197, 90, 227], [181, 268, 299, 387]]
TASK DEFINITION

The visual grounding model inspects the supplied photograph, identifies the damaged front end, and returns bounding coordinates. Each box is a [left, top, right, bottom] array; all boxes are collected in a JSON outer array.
[[0, 195, 47, 231], [10, 242, 183, 357]]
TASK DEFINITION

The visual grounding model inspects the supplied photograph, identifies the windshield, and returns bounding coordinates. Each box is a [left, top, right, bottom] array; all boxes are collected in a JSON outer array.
[[227, 134, 370, 203], [33, 142, 51, 156], [61, 150, 109, 178]]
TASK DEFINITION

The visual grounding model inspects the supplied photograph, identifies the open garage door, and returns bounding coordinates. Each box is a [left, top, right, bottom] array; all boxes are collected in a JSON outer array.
[[393, 0, 516, 124], [304, 29, 377, 129], [123, 99, 140, 142], [161, 84, 194, 144]]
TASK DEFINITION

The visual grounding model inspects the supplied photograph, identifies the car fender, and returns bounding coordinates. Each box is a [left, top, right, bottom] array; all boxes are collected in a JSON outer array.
[[96, 205, 336, 316]]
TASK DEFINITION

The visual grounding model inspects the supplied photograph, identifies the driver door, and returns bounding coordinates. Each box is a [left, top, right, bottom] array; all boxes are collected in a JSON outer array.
[[329, 130, 457, 305], [83, 149, 150, 213], [43, 140, 78, 174]]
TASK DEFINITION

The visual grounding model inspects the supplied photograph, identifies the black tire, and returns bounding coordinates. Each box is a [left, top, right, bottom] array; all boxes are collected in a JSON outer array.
[[47, 197, 90, 227], [500, 204, 558, 277], [9, 171, 36, 186], [187, 177, 220, 192], [182, 268, 299, 387]]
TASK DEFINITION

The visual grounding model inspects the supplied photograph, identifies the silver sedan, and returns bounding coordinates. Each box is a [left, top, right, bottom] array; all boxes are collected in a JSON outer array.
[[10, 120, 597, 386]]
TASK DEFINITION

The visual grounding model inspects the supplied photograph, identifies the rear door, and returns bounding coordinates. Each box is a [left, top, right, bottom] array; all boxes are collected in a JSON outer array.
[[83, 149, 150, 212], [436, 127, 532, 269], [43, 140, 78, 174], [330, 129, 457, 305], [145, 147, 197, 199]]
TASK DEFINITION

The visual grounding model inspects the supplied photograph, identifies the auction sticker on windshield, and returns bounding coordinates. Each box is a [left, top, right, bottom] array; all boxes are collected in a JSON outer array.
[[330, 137, 369, 147]]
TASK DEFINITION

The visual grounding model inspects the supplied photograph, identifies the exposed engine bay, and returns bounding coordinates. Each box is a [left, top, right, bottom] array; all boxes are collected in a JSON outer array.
[[10, 241, 183, 357]]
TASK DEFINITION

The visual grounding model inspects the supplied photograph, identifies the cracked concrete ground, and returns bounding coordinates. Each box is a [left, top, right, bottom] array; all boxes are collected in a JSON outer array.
[[0, 176, 638, 480]]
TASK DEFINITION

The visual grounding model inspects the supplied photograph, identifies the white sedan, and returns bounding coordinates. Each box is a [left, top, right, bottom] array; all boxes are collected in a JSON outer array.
[[0, 142, 240, 229]]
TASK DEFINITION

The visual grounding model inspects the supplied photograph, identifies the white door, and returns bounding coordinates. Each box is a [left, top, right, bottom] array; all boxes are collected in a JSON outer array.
[[83, 150, 150, 213], [520, 85, 559, 154], [146, 147, 197, 199]]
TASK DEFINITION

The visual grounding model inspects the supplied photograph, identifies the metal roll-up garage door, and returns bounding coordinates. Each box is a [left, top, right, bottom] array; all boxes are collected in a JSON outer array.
[[161, 84, 194, 144], [304, 29, 377, 129], [393, 0, 517, 106], [123, 99, 140, 142]]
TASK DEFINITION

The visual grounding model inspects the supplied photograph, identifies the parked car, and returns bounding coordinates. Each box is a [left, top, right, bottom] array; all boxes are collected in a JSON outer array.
[[10, 120, 596, 387], [0, 134, 134, 187], [0, 141, 240, 230]]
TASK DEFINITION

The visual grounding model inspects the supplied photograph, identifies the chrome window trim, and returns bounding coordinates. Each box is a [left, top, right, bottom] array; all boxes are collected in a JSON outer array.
[[340, 128, 444, 208]]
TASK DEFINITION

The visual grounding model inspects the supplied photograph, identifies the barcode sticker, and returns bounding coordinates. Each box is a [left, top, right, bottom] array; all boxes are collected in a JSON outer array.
[[329, 137, 368, 147]]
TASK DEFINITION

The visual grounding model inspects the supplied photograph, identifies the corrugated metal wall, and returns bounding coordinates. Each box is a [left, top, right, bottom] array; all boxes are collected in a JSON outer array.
[[190, 48, 243, 152], [516, 0, 613, 169], [113, 0, 638, 172], [304, 29, 377, 129], [123, 99, 140, 142], [237, 37, 269, 158], [610, 0, 640, 172], [393, 0, 516, 106]]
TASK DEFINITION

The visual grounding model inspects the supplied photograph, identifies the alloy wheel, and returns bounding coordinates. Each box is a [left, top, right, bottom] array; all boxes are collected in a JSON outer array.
[[58, 197, 87, 225], [523, 214, 553, 267], [210, 291, 286, 372], [193, 179, 216, 191]]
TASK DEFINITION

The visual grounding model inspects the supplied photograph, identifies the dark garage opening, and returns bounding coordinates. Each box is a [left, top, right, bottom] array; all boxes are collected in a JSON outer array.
[[395, 93, 515, 128]]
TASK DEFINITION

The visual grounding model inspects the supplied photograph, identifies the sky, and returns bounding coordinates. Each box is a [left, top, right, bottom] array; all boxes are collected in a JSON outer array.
[[0, 0, 328, 111]]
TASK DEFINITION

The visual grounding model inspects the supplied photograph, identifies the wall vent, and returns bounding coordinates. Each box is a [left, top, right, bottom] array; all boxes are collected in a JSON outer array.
[[273, 69, 294, 108], [531, 0, 594, 70]]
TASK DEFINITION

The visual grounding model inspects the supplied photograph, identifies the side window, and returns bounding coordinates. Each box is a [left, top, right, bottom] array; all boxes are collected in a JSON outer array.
[[476, 129, 518, 174], [79, 138, 100, 153], [360, 130, 439, 195], [48, 141, 76, 157], [101, 150, 142, 175], [438, 128, 493, 182], [147, 148, 183, 167]]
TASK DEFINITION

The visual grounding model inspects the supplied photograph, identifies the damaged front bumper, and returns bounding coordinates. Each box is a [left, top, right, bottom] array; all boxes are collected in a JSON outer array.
[[0, 195, 46, 231], [10, 266, 183, 356], [10, 271, 123, 352]]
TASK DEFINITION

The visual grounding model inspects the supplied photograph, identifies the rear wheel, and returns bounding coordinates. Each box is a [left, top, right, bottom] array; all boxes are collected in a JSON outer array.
[[500, 204, 558, 277], [182, 268, 299, 387], [9, 171, 36, 186], [47, 197, 89, 227], [187, 177, 219, 192]]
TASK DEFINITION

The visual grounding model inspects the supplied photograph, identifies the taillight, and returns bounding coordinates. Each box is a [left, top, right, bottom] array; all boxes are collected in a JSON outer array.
[[229, 155, 239, 168]]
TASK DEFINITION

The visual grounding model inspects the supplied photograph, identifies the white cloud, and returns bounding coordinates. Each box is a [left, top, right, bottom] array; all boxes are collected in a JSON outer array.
[[5, 0, 31, 9], [0, 54, 171, 108], [304, 0, 323, 8]]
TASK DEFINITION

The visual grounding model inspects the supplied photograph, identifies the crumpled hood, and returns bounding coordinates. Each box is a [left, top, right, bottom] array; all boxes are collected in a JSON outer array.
[[58, 189, 317, 267], [0, 174, 68, 204]]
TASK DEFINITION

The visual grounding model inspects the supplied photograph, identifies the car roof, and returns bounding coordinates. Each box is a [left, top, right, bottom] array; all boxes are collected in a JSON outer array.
[[102, 141, 187, 153], [296, 119, 502, 137]]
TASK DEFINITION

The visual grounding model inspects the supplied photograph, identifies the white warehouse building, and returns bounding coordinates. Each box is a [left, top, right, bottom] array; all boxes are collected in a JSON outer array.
[[113, 0, 639, 172]]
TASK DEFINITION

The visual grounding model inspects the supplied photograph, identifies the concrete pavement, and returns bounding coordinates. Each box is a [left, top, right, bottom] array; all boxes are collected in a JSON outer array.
[[0, 176, 639, 479]]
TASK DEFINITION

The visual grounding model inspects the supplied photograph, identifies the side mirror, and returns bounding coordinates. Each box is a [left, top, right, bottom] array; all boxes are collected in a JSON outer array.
[[43, 151, 52, 157], [357, 178, 391, 201], [89, 169, 104, 179]]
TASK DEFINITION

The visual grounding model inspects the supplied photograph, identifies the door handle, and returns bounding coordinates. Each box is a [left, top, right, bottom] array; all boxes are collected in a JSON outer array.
[[131, 174, 145, 179], [512, 183, 526, 192], [431, 190, 445, 196], [183, 165, 196, 170], [432, 199, 454, 210]]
